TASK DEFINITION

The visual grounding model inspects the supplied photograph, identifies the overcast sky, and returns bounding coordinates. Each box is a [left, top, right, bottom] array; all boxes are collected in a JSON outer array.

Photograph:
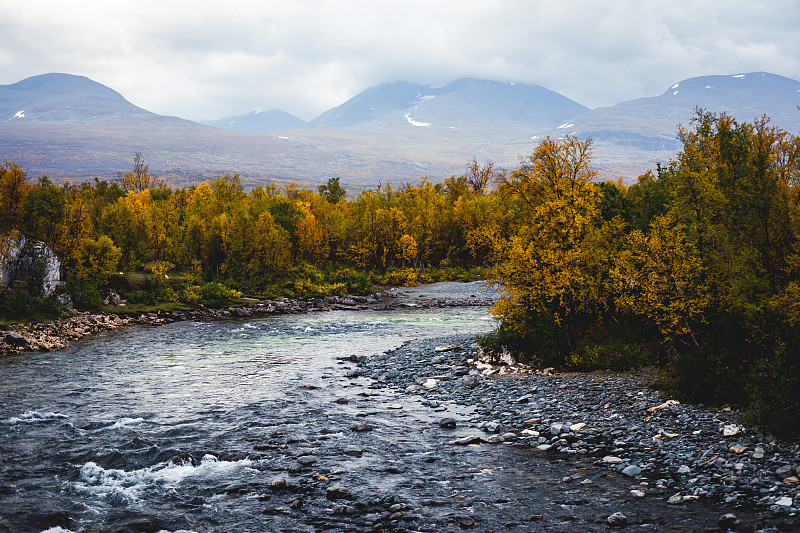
[[1, 0, 798, 122]]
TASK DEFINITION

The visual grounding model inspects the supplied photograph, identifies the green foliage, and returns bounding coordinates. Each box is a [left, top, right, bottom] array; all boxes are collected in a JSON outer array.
[[64, 277, 104, 310], [743, 345, 800, 436], [0, 282, 62, 322], [477, 313, 563, 367], [318, 177, 347, 203]]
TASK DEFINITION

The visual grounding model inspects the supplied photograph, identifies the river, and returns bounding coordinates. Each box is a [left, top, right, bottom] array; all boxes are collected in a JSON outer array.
[[1, 304, 497, 532], [1, 289, 781, 532]]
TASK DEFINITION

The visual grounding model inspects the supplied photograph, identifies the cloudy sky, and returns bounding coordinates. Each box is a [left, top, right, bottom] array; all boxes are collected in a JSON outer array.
[[1, 0, 798, 122]]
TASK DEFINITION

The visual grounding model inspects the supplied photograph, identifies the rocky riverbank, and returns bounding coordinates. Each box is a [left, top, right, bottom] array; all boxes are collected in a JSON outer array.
[[354, 334, 800, 531], [0, 283, 495, 355]]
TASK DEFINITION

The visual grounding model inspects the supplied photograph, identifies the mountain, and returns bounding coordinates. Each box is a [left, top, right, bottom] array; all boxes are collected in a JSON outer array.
[[309, 78, 589, 129], [551, 72, 800, 152], [0, 73, 431, 188], [2, 71, 799, 188], [0, 73, 155, 123], [202, 109, 307, 132]]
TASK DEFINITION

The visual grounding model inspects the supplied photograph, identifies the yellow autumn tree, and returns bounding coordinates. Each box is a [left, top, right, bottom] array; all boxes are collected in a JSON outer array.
[[492, 136, 618, 354]]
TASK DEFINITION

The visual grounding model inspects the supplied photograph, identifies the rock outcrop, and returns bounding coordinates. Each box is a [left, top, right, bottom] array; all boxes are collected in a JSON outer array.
[[0, 231, 62, 296]]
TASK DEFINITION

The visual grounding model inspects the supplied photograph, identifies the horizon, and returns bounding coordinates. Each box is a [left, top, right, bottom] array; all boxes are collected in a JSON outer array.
[[3, 69, 794, 125], [2, 1, 798, 122]]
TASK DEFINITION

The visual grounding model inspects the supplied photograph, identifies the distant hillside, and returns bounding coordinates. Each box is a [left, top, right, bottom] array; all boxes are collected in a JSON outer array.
[[0, 73, 155, 123], [551, 72, 800, 152], [308, 78, 589, 129], [2, 71, 799, 187], [202, 109, 307, 132]]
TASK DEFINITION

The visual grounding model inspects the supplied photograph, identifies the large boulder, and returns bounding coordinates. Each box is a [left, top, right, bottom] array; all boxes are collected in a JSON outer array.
[[1, 231, 62, 296]]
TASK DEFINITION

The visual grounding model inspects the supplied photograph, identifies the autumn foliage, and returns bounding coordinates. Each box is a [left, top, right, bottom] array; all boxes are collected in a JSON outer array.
[[485, 112, 800, 433], [1, 110, 798, 432]]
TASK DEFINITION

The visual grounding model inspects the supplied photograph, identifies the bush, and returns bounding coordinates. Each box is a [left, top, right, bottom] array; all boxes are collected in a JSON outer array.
[[64, 278, 104, 310], [477, 314, 564, 368], [743, 346, 800, 437], [567, 341, 653, 371], [0, 283, 62, 321]]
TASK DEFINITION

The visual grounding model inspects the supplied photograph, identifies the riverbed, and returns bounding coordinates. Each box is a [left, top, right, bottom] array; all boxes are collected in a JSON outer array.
[[1, 284, 797, 532]]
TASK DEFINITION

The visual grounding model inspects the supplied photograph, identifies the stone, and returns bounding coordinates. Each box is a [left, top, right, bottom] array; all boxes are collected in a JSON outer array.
[[482, 434, 505, 444], [775, 496, 793, 507], [607, 512, 627, 527], [326, 486, 353, 500], [288, 497, 303, 509], [646, 399, 679, 412], [451, 435, 482, 445], [752, 446, 765, 459], [523, 418, 542, 426], [435, 345, 461, 352], [352, 423, 374, 432], [569, 422, 586, 432], [677, 465, 691, 475], [776, 465, 794, 480], [422, 378, 438, 389], [458, 516, 476, 529], [718, 513, 740, 530], [667, 494, 683, 505], [603, 456, 624, 464], [438, 417, 457, 429], [631, 489, 646, 498], [723, 424, 742, 436], [0, 233, 62, 297], [271, 477, 287, 491], [462, 376, 479, 389], [343, 449, 363, 457], [730, 444, 747, 454], [296, 455, 317, 466], [622, 465, 642, 477], [484, 421, 500, 433]]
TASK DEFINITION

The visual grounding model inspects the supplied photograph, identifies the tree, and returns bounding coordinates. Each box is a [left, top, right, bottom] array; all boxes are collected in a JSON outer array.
[[118, 152, 161, 194], [0, 161, 31, 231], [466, 158, 495, 194], [250, 211, 292, 276], [74, 235, 122, 284], [318, 177, 347, 204], [492, 136, 610, 355], [21, 176, 67, 246], [56, 196, 94, 270]]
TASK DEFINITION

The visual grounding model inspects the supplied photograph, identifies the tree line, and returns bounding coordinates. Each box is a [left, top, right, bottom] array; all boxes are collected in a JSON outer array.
[[485, 111, 800, 434], [1, 111, 798, 433]]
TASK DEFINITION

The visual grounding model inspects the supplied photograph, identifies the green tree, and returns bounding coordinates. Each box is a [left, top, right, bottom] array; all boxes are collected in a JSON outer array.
[[318, 177, 347, 204]]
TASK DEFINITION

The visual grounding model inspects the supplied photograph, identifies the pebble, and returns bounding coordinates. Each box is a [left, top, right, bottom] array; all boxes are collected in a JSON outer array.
[[622, 465, 642, 477], [326, 486, 353, 500], [438, 417, 457, 429], [607, 511, 627, 527], [357, 333, 800, 516], [718, 513, 740, 530]]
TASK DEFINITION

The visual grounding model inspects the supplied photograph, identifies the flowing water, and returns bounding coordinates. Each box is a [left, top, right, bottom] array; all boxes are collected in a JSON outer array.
[[1, 307, 497, 533], [0, 300, 765, 532]]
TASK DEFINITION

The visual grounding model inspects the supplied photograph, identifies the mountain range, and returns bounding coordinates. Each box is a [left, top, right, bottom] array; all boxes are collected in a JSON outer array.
[[1, 72, 798, 189]]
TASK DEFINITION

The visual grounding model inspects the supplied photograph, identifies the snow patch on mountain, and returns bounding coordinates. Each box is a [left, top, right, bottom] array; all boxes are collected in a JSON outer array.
[[404, 113, 431, 127]]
